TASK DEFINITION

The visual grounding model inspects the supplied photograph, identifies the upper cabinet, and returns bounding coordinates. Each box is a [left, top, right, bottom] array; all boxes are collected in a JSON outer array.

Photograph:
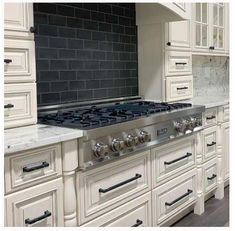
[[192, 3, 229, 55], [4, 3, 34, 40]]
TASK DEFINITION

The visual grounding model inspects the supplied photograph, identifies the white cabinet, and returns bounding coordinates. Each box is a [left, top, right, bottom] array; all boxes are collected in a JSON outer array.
[[221, 122, 229, 180], [203, 126, 217, 161], [4, 2, 34, 40], [5, 178, 64, 227], [203, 158, 217, 194]]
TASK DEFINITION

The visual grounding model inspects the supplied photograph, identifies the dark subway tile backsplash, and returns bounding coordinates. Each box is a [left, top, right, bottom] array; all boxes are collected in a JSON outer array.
[[34, 3, 138, 106]]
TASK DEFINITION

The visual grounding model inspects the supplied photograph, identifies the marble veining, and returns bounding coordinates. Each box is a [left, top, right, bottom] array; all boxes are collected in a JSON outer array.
[[4, 124, 83, 155]]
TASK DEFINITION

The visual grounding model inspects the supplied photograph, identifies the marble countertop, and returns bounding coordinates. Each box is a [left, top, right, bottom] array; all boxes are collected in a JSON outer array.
[[4, 124, 83, 155]]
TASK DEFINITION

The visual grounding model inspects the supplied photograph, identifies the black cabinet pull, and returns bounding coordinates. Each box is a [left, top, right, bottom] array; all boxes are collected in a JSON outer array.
[[30, 26, 36, 33], [207, 174, 217, 180], [23, 161, 49, 172], [165, 189, 193, 206], [4, 59, 12, 64], [209, 46, 215, 50], [166, 42, 171, 46], [177, 86, 188, 90], [131, 219, 143, 227], [25, 210, 51, 225], [99, 173, 142, 193], [207, 141, 216, 147], [164, 152, 192, 165], [4, 104, 14, 109], [206, 115, 216, 120], [175, 62, 187, 65]]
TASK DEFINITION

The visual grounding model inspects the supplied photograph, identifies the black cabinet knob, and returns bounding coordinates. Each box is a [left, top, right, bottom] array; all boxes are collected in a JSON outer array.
[[166, 42, 171, 46], [4, 104, 14, 109], [209, 46, 215, 50], [4, 59, 12, 64], [30, 26, 36, 33]]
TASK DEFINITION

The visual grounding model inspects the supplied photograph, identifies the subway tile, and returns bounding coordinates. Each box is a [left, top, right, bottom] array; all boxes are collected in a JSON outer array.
[[40, 71, 59, 81], [84, 20, 98, 30], [37, 3, 57, 14], [48, 15, 66, 26], [67, 17, 83, 28], [39, 24, 58, 36], [106, 52, 119, 60], [69, 80, 85, 90], [59, 49, 76, 59], [69, 60, 84, 69], [37, 82, 50, 93], [34, 13, 48, 24], [35, 36, 49, 47], [92, 51, 106, 60], [76, 29, 92, 39], [93, 89, 108, 99], [112, 5, 125, 16], [49, 37, 67, 48], [99, 22, 112, 32], [77, 50, 92, 60], [86, 80, 100, 89], [51, 81, 69, 92], [92, 31, 106, 41], [100, 61, 113, 69], [60, 71, 77, 80], [75, 8, 91, 19], [58, 27, 76, 38], [68, 39, 83, 49], [84, 40, 99, 50], [77, 71, 93, 80], [91, 11, 105, 22], [77, 90, 93, 100], [50, 60, 68, 70], [105, 14, 118, 24], [39, 48, 58, 59], [84, 61, 99, 69], [61, 91, 77, 102], [57, 4, 75, 17], [98, 4, 111, 13], [41, 93, 60, 104], [36, 60, 49, 70]]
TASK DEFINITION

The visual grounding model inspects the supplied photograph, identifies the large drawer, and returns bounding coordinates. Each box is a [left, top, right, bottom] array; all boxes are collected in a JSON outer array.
[[165, 51, 192, 76], [4, 39, 36, 83], [82, 192, 152, 227], [204, 107, 217, 128], [203, 126, 217, 162], [151, 136, 196, 187], [166, 76, 193, 102], [152, 169, 197, 225], [78, 150, 151, 224], [4, 83, 37, 129], [5, 178, 64, 227], [5, 144, 62, 194], [204, 158, 217, 194]]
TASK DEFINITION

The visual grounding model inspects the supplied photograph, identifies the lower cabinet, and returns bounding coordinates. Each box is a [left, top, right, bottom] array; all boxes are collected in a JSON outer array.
[[82, 192, 152, 227], [203, 158, 217, 194], [5, 178, 64, 227]]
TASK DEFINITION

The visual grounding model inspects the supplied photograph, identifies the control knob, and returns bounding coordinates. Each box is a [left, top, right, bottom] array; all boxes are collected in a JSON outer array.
[[138, 130, 151, 143], [111, 138, 125, 152], [93, 142, 108, 158], [125, 134, 138, 147]]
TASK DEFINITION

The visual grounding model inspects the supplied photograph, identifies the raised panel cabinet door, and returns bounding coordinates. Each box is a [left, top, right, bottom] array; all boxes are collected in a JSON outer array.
[[5, 178, 64, 227], [203, 126, 217, 161], [222, 122, 229, 180], [4, 3, 34, 39]]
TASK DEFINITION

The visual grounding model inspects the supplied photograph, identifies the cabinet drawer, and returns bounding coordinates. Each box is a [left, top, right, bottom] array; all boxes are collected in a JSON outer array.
[[5, 178, 64, 227], [78, 150, 151, 224], [165, 51, 192, 76], [4, 83, 37, 129], [204, 107, 217, 127], [152, 169, 197, 225], [203, 126, 217, 161], [4, 39, 36, 83], [204, 158, 217, 193], [82, 192, 152, 227], [5, 144, 62, 194], [152, 136, 195, 187], [166, 76, 193, 102]]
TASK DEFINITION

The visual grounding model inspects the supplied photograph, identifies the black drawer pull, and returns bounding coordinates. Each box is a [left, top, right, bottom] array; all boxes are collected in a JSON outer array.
[[99, 173, 142, 193], [23, 161, 49, 172], [30, 26, 36, 33], [164, 152, 192, 165], [166, 42, 171, 46], [175, 62, 187, 65], [207, 141, 216, 147], [165, 189, 193, 206], [132, 219, 143, 227], [25, 210, 51, 225], [209, 46, 215, 50], [206, 115, 216, 120], [177, 87, 188, 90], [4, 104, 14, 109], [4, 59, 12, 64], [207, 174, 217, 180]]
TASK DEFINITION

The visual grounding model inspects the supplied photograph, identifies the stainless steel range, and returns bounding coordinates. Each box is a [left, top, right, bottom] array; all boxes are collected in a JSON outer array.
[[38, 97, 205, 170]]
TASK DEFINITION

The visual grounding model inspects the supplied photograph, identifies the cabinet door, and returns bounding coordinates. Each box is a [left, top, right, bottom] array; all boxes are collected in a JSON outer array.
[[193, 3, 209, 50], [4, 3, 34, 39], [222, 122, 229, 180], [166, 20, 191, 50]]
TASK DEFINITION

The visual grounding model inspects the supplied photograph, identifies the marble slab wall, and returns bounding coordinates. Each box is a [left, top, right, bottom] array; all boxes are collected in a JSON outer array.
[[192, 55, 229, 98]]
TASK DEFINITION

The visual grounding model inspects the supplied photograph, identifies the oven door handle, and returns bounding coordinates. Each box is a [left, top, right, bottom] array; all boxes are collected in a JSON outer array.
[[164, 152, 192, 165], [165, 189, 193, 206], [99, 173, 142, 193]]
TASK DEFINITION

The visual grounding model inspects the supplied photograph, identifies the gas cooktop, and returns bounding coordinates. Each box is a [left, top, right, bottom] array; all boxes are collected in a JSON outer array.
[[38, 101, 192, 130]]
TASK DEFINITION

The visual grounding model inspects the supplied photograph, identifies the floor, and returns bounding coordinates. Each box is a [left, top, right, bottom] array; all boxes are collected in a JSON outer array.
[[172, 186, 229, 227]]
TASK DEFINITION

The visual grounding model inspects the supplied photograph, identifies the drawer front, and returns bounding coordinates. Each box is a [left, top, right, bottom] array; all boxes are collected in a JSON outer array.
[[82, 192, 152, 227], [78, 150, 151, 224], [165, 51, 192, 76], [5, 178, 64, 227], [152, 136, 195, 187], [5, 144, 62, 194], [204, 108, 217, 127], [166, 76, 193, 102], [152, 169, 197, 225], [204, 158, 217, 193], [4, 83, 37, 129], [4, 39, 36, 83], [203, 126, 217, 161]]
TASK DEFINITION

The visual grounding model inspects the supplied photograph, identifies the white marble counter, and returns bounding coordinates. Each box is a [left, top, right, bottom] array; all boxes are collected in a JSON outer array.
[[190, 96, 229, 108], [4, 124, 83, 155]]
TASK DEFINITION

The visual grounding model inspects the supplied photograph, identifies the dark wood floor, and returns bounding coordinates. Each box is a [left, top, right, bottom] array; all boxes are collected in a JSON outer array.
[[172, 186, 229, 227]]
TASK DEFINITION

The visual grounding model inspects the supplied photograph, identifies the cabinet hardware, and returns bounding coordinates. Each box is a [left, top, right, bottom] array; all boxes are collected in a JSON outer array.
[[209, 46, 215, 50], [175, 62, 187, 65], [206, 115, 216, 120], [99, 173, 142, 193], [165, 189, 193, 206], [25, 210, 51, 225], [166, 42, 171, 46], [177, 87, 188, 90], [207, 174, 217, 180], [4, 59, 12, 64], [4, 104, 14, 109], [131, 219, 143, 227], [164, 152, 192, 165], [23, 161, 49, 172], [30, 26, 36, 33], [207, 141, 216, 147]]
